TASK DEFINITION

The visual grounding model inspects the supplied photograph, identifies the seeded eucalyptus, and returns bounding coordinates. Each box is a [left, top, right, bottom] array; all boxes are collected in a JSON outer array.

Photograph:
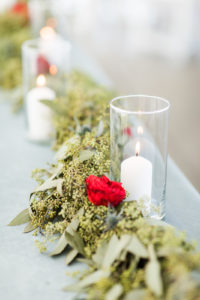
[[0, 7, 31, 111], [10, 71, 200, 299]]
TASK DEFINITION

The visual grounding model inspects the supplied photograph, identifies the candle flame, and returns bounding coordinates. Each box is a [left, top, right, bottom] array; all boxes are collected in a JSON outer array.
[[135, 142, 140, 156], [36, 74, 46, 87], [137, 126, 144, 135], [40, 26, 56, 40], [49, 64, 58, 75]]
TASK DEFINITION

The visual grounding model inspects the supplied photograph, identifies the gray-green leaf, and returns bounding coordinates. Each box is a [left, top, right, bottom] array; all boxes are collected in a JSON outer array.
[[63, 270, 109, 292], [54, 143, 68, 161], [103, 234, 131, 268], [24, 221, 35, 233], [8, 208, 30, 226], [50, 231, 68, 256], [126, 235, 148, 258], [124, 289, 146, 300], [79, 150, 94, 162], [65, 248, 78, 265], [78, 270, 110, 288], [96, 120, 104, 137], [50, 208, 84, 256], [92, 240, 109, 267], [65, 230, 85, 255], [63, 270, 110, 292], [145, 246, 163, 296], [105, 284, 123, 300], [34, 178, 64, 196]]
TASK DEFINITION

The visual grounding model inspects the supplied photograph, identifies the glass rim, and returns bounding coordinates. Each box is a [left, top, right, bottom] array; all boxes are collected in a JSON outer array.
[[22, 38, 41, 52], [110, 94, 170, 115], [22, 38, 72, 53]]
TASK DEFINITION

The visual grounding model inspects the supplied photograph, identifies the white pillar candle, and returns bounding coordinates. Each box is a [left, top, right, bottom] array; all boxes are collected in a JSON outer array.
[[26, 74, 56, 142], [121, 142, 152, 201]]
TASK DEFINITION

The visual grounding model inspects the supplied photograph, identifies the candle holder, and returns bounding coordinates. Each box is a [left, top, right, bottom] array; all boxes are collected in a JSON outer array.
[[22, 27, 71, 143], [28, 0, 53, 37], [110, 95, 170, 220]]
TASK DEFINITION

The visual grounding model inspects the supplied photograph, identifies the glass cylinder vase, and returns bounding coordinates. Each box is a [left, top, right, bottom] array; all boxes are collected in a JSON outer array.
[[22, 27, 71, 143], [110, 95, 170, 220]]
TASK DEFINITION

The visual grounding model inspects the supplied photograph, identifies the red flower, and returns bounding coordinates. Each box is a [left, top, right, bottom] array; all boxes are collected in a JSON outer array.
[[37, 55, 50, 75], [85, 175, 126, 207], [11, 2, 29, 18], [123, 127, 132, 137]]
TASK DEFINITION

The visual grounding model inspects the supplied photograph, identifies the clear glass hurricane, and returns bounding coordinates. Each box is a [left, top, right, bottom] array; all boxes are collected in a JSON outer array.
[[110, 95, 170, 220]]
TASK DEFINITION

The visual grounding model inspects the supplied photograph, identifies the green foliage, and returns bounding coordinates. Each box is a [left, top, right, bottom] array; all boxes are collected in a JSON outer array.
[[49, 70, 114, 149], [10, 71, 200, 299], [0, 11, 31, 89]]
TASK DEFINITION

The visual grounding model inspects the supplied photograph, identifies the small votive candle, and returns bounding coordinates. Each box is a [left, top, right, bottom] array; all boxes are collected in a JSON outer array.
[[26, 74, 55, 142], [22, 27, 71, 143]]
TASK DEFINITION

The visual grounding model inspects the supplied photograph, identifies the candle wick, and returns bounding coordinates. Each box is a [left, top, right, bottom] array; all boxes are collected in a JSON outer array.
[[136, 152, 139, 157]]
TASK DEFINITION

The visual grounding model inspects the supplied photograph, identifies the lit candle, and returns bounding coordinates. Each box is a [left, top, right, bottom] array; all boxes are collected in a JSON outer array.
[[121, 142, 152, 201], [26, 74, 56, 142]]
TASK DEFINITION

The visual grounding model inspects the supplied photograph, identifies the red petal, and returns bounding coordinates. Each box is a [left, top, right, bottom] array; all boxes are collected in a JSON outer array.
[[37, 55, 50, 75]]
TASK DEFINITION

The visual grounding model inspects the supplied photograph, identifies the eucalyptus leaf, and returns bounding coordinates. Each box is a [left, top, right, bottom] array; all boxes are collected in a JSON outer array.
[[145, 260, 163, 296], [92, 240, 109, 267], [50, 231, 68, 256], [148, 244, 157, 261], [77, 258, 94, 266], [54, 136, 80, 161], [66, 207, 84, 235], [78, 270, 110, 288], [103, 235, 131, 268], [65, 248, 78, 265], [105, 284, 123, 300], [145, 246, 163, 296], [65, 230, 85, 255], [8, 208, 30, 226], [24, 222, 35, 233], [126, 235, 148, 258], [96, 120, 104, 137], [50, 208, 84, 256], [50, 163, 63, 179], [79, 150, 94, 162], [34, 178, 63, 193], [54, 143, 68, 161], [124, 289, 146, 300]]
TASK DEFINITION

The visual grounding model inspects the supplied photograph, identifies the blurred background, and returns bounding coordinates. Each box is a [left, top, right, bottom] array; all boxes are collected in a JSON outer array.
[[2, 0, 200, 191]]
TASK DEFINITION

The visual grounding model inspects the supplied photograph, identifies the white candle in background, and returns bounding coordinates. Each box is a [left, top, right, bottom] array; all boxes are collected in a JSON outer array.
[[121, 142, 152, 201], [26, 74, 56, 141]]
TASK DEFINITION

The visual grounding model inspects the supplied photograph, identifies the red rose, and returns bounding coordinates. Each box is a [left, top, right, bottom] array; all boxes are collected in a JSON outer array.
[[85, 175, 126, 207], [37, 55, 50, 75], [11, 2, 29, 18], [123, 127, 132, 137]]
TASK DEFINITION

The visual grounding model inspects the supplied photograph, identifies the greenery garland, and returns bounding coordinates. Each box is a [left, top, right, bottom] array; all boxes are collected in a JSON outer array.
[[9, 71, 200, 300], [0, 1, 31, 111]]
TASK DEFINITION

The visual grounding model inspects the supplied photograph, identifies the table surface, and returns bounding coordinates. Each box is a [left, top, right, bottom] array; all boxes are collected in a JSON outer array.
[[1, 47, 200, 300]]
